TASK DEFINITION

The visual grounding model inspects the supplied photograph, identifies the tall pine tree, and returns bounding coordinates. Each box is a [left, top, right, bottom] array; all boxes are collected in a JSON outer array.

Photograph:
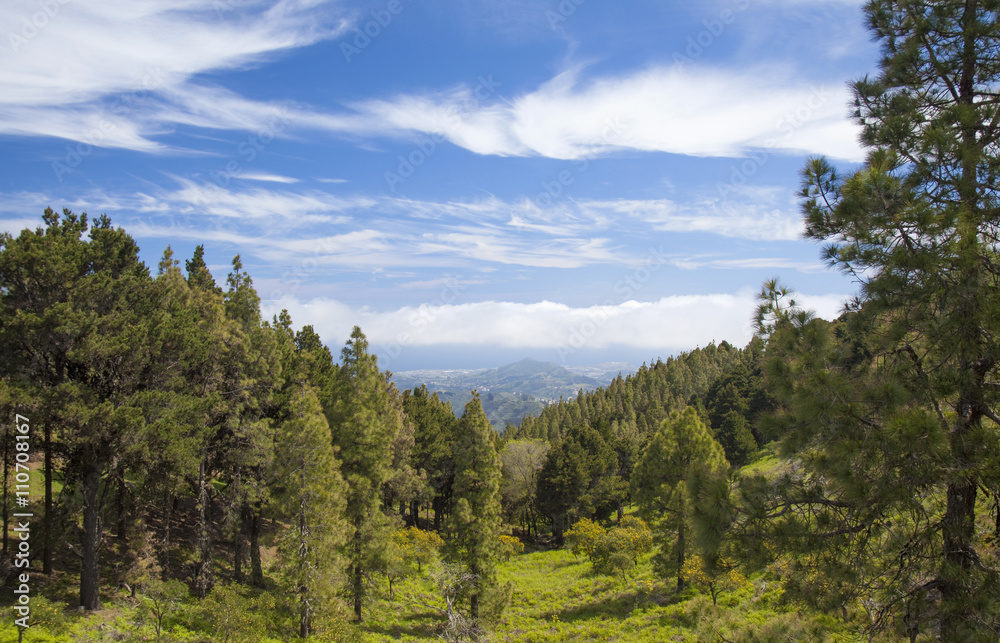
[[446, 393, 503, 625], [273, 384, 348, 639], [325, 326, 398, 622], [755, 0, 1000, 638], [632, 407, 728, 592]]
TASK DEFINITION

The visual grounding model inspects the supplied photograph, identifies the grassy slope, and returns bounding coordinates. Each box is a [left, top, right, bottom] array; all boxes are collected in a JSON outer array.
[[360, 546, 859, 643]]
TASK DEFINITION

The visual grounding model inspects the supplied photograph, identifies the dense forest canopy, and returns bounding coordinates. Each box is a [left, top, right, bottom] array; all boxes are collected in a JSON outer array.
[[0, 1, 999, 641]]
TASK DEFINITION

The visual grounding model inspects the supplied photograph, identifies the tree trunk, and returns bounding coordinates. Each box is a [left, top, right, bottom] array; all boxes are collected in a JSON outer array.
[[675, 518, 685, 593], [195, 448, 210, 599], [249, 505, 264, 588], [470, 560, 481, 623], [115, 472, 128, 545], [433, 496, 444, 531], [993, 491, 1000, 542], [233, 518, 244, 584], [298, 466, 310, 639], [80, 464, 103, 610], [353, 560, 363, 622], [161, 487, 172, 581], [937, 9, 985, 637], [940, 474, 977, 638]]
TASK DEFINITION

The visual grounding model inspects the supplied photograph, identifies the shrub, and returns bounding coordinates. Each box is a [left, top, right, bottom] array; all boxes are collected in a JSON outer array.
[[566, 517, 653, 579], [498, 535, 524, 562], [564, 518, 605, 560], [681, 555, 750, 605]]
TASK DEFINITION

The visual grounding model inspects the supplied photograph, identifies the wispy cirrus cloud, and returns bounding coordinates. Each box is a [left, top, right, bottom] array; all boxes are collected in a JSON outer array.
[[2, 0, 861, 165], [0, 0, 350, 147], [578, 195, 805, 242], [1, 177, 814, 271], [240, 173, 301, 184], [342, 64, 861, 162]]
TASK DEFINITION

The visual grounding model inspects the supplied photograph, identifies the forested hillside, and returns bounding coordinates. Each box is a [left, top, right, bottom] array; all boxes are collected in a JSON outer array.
[[1, 1, 1000, 641], [391, 358, 609, 430]]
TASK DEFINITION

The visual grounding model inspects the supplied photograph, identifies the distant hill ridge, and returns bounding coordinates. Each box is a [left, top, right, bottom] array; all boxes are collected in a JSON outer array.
[[477, 358, 602, 394], [391, 358, 630, 430]]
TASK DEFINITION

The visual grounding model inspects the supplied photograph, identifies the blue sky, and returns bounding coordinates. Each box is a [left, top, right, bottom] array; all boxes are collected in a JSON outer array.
[[0, 0, 877, 370]]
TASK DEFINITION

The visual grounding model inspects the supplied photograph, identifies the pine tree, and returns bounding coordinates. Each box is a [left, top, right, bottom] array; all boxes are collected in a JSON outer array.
[[632, 407, 728, 592], [0, 210, 159, 610], [404, 385, 459, 530], [760, 0, 1000, 637], [219, 255, 279, 588], [446, 393, 503, 626], [273, 384, 347, 639], [325, 326, 398, 622]]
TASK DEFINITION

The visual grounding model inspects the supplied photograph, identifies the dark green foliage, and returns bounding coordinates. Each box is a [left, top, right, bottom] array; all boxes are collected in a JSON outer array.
[[536, 421, 621, 541], [404, 385, 459, 530], [632, 407, 729, 593], [326, 326, 400, 622], [445, 393, 504, 625], [746, 2, 1000, 638], [499, 439, 548, 538], [273, 384, 348, 638], [0, 209, 158, 609]]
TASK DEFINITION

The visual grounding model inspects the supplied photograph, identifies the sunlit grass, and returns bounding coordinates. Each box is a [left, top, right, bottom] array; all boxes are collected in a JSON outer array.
[[361, 542, 865, 642]]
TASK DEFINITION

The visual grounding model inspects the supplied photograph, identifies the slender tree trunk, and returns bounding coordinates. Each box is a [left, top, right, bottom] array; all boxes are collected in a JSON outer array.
[[353, 560, 363, 622], [196, 447, 210, 599], [80, 464, 103, 610], [249, 504, 264, 588], [675, 517, 685, 593], [936, 8, 985, 637], [352, 516, 364, 623], [469, 560, 481, 623], [993, 491, 1000, 542], [161, 486, 172, 581], [233, 518, 244, 584], [115, 472, 128, 545], [298, 465, 310, 639], [940, 446, 978, 637]]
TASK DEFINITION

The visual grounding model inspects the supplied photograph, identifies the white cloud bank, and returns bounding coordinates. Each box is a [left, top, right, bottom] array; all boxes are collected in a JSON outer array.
[[263, 291, 849, 361]]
